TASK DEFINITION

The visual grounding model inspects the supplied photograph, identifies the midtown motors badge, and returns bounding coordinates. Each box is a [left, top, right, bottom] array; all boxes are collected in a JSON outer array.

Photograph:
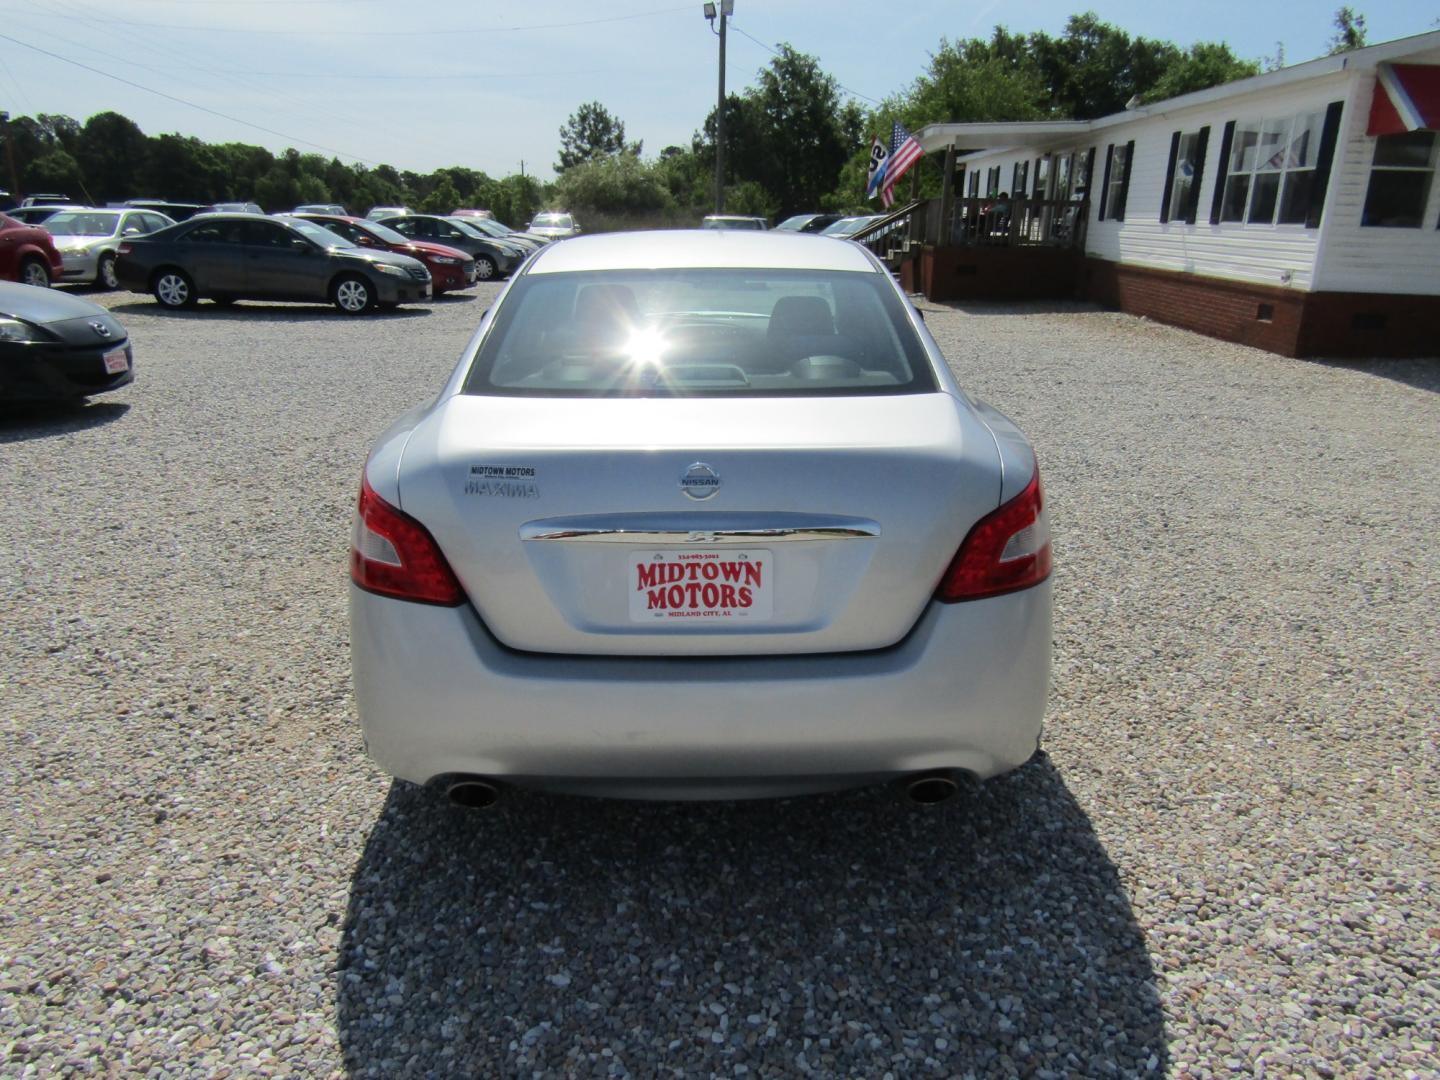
[[679, 462, 720, 500]]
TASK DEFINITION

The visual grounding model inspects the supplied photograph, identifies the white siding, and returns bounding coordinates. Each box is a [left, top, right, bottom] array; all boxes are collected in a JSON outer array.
[[957, 72, 1378, 293], [1314, 46, 1440, 295]]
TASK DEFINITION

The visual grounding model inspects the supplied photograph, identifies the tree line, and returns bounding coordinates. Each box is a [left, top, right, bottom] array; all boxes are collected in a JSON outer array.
[[1, 10, 1363, 228]]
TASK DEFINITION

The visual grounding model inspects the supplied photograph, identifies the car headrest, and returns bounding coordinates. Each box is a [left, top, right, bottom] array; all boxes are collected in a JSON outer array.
[[767, 295, 834, 338]]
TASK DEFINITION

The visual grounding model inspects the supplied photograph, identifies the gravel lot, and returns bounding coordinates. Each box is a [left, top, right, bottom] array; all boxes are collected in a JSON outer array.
[[1, 285, 1436, 1078]]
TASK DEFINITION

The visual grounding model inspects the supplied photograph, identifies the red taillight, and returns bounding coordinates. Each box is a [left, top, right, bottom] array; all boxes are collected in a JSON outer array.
[[936, 467, 1052, 602], [350, 475, 464, 605], [117, 243, 133, 256]]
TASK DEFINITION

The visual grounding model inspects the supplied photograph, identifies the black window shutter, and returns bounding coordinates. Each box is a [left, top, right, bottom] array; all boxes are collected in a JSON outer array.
[[1211, 121, 1236, 225], [1160, 131, 1182, 223], [1083, 147, 1096, 197], [1186, 126, 1211, 224], [1035, 157, 1043, 195], [1099, 144, 1115, 220], [1307, 101, 1345, 229], [1114, 139, 1136, 221]]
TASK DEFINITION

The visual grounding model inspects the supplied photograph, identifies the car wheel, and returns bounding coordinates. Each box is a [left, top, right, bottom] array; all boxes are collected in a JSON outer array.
[[153, 268, 196, 309], [19, 257, 51, 289], [332, 274, 374, 314], [98, 253, 119, 290], [473, 255, 497, 281]]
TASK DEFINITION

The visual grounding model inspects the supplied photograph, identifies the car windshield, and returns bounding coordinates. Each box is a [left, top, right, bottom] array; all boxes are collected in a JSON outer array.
[[464, 267, 935, 398], [820, 217, 864, 236], [291, 220, 356, 248], [533, 214, 573, 228], [45, 211, 120, 236], [773, 215, 817, 231], [362, 221, 408, 245]]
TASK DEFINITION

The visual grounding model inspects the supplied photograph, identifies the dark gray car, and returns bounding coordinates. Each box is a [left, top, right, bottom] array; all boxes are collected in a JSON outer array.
[[114, 214, 431, 314], [371, 214, 520, 281]]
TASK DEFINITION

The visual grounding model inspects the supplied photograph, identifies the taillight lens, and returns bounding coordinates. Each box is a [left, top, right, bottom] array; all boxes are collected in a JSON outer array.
[[350, 475, 464, 605], [936, 467, 1052, 602], [117, 243, 133, 255]]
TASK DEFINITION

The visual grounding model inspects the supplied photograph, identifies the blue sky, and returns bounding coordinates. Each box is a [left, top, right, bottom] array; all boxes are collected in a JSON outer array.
[[1, 1, 1436, 177]]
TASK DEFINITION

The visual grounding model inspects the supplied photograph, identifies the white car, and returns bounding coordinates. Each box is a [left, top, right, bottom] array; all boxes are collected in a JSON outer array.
[[526, 211, 581, 240], [44, 208, 174, 288], [349, 231, 1051, 806]]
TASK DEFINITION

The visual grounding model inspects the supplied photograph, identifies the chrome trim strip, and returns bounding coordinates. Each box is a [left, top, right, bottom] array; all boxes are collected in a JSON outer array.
[[520, 524, 881, 544]]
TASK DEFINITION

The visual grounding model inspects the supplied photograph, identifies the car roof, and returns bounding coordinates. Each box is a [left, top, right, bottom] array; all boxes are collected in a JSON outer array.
[[526, 230, 879, 275]]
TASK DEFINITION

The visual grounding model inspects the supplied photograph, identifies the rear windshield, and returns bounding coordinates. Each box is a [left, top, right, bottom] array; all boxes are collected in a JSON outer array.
[[463, 267, 936, 397]]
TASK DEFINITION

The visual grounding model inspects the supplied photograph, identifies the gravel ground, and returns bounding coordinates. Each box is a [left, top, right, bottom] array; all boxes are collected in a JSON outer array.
[[0, 286, 1436, 1078]]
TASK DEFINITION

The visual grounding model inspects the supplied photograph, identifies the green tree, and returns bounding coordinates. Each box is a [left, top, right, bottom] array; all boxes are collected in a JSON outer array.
[[1328, 7, 1368, 53], [556, 102, 639, 172], [26, 148, 84, 196], [552, 152, 672, 215], [1144, 42, 1259, 102], [419, 177, 461, 214], [696, 45, 859, 218], [76, 112, 149, 202]]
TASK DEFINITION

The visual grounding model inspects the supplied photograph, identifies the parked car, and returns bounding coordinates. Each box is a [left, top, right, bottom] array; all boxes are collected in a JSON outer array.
[[198, 201, 264, 215], [20, 193, 72, 208], [370, 213, 519, 281], [123, 199, 206, 222], [365, 205, 414, 220], [114, 213, 431, 314], [285, 213, 475, 294], [773, 213, 845, 233], [349, 230, 1052, 806], [526, 211, 581, 240], [6, 205, 86, 225], [452, 215, 546, 252], [701, 214, 768, 230], [819, 215, 885, 238], [43, 207, 175, 289], [0, 213, 64, 287], [451, 208, 494, 220], [294, 203, 348, 216], [0, 279, 132, 401]]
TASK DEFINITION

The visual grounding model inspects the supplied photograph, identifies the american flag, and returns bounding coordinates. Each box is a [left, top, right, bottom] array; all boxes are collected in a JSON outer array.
[[880, 121, 924, 207]]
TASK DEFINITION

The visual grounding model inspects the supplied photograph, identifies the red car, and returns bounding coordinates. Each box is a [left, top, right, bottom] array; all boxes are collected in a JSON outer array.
[[286, 214, 475, 294], [0, 213, 64, 288]]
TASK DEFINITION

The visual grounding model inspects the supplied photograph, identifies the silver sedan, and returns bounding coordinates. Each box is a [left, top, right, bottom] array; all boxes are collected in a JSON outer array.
[[45, 208, 174, 288], [349, 231, 1052, 805]]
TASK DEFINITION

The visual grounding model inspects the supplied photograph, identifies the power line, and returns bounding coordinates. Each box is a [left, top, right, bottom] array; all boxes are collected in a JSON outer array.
[[31, 3, 696, 37], [728, 23, 884, 106], [0, 31, 382, 166]]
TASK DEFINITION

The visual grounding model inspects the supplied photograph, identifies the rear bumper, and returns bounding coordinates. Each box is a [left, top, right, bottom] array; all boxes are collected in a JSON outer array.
[[349, 579, 1051, 798]]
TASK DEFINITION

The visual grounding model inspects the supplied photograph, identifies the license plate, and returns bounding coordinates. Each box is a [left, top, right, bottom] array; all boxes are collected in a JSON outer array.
[[628, 549, 773, 623], [102, 347, 129, 374]]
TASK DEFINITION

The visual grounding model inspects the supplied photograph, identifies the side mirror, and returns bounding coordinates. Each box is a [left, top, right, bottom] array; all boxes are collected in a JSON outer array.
[[292, 239, 313, 254]]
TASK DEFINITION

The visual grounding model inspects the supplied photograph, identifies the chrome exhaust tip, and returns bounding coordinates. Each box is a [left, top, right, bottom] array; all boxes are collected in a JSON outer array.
[[445, 779, 502, 809], [903, 771, 966, 805]]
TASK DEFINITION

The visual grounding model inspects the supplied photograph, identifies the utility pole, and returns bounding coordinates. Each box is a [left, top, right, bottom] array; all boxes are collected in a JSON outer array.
[[704, 1, 732, 214], [0, 111, 20, 203]]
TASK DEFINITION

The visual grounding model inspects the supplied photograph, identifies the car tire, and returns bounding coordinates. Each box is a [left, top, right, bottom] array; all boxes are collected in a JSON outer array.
[[473, 255, 497, 281], [152, 268, 197, 309], [97, 253, 119, 290], [19, 257, 51, 289], [332, 274, 374, 315]]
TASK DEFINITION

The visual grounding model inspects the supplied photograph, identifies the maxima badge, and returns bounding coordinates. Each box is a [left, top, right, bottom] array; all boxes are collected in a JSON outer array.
[[680, 462, 721, 500]]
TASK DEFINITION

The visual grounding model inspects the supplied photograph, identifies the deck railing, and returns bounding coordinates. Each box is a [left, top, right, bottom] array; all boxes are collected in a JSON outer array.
[[943, 196, 1090, 250]]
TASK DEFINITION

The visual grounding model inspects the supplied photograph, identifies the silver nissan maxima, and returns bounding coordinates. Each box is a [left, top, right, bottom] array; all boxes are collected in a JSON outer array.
[[349, 230, 1051, 805]]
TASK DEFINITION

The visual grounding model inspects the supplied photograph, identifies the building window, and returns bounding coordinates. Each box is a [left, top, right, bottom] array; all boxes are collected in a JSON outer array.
[[1221, 111, 1326, 225], [987, 167, 1000, 197], [1100, 141, 1133, 221], [1161, 127, 1209, 223], [1361, 131, 1436, 228], [967, 169, 980, 197]]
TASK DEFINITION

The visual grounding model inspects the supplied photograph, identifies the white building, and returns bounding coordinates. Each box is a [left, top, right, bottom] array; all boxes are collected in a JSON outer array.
[[906, 30, 1440, 357]]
